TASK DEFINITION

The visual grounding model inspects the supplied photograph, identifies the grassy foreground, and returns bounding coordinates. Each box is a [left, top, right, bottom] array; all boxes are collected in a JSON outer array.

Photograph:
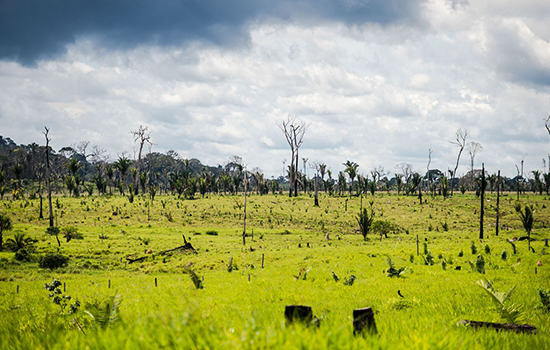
[[0, 192, 549, 349]]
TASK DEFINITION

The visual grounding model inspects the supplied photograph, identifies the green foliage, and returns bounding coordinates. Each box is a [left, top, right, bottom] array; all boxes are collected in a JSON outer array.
[[184, 267, 203, 289], [422, 251, 434, 265], [441, 221, 449, 232], [44, 279, 80, 314], [386, 256, 406, 277], [343, 275, 356, 286], [5, 232, 33, 252], [356, 202, 375, 240], [458, 249, 463, 257], [227, 257, 238, 272], [471, 241, 477, 255], [372, 220, 403, 238], [61, 226, 82, 242], [0, 213, 13, 251], [477, 279, 523, 323], [39, 253, 69, 269], [501, 250, 508, 260], [514, 203, 534, 234], [14, 248, 32, 261], [84, 293, 122, 329], [475, 254, 485, 273], [484, 244, 490, 254], [205, 230, 218, 236], [538, 289, 550, 312]]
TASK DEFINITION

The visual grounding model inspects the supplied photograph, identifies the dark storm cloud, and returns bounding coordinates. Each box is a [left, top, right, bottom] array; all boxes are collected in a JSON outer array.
[[0, 0, 424, 65]]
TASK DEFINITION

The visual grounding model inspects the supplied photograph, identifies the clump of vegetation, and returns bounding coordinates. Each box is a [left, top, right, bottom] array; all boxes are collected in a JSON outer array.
[[84, 293, 122, 329], [470, 241, 477, 255], [331, 271, 339, 282], [61, 227, 82, 242], [294, 267, 311, 280], [205, 230, 218, 236], [372, 220, 403, 239], [44, 279, 80, 314], [39, 253, 69, 269], [137, 237, 150, 245], [441, 221, 449, 232], [386, 257, 406, 277], [0, 213, 15, 252], [226, 257, 238, 272], [477, 279, 523, 323], [515, 203, 534, 251], [183, 267, 203, 289], [343, 275, 355, 286], [475, 255, 485, 273], [501, 250, 508, 261], [484, 244, 491, 254], [357, 201, 375, 240], [538, 289, 550, 312], [458, 249, 463, 257]]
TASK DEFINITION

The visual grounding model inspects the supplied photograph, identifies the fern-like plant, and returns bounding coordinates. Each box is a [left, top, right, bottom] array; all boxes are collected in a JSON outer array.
[[184, 267, 203, 289], [84, 293, 122, 329], [477, 279, 523, 323], [386, 257, 406, 277], [356, 201, 375, 240]]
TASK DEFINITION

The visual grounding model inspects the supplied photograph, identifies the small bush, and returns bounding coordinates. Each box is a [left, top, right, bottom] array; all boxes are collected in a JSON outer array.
[[458, 250, 464, 257], [39, 253, 69, 269], [475, 254, 485, 273], [471, 242, 477, 255], [501, 250, 508, 260], [205, 230, 218, 236], [485, 244, 491, 254], [538, 289, 550, 312], [14, 248, 32, 262]]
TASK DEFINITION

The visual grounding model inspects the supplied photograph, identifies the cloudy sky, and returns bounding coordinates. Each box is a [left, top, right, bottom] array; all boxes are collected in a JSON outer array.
[[1, 0, 549, 178]]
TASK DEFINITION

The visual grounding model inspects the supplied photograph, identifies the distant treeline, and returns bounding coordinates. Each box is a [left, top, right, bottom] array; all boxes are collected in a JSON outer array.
[[0, 135, 547, 200]]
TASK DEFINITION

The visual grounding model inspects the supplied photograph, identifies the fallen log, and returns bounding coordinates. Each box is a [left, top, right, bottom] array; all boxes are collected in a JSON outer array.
[[127, 242, 196, 264], [459, 320, 537, 334]]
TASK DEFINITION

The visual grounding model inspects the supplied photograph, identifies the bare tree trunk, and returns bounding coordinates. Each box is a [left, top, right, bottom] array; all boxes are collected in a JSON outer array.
[[480, 163, 485, 240], [314, 168, 319, 207], [242, 171, 247, 246], [44, 127, 54, 227], [496, 170, 500, 237]]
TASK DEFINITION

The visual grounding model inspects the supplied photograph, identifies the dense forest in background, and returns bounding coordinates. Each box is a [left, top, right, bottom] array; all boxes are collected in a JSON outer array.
[[0, 133, 547, 201]]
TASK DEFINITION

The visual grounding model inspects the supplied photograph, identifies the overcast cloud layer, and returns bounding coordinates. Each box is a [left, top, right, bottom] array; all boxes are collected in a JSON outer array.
[[1, 0, 549, 178]]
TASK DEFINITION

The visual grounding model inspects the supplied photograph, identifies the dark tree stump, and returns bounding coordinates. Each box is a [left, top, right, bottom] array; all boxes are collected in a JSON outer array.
[[285, 305, 313, 325], [459, 320, 537, 334], [353, 307, 377, 335]]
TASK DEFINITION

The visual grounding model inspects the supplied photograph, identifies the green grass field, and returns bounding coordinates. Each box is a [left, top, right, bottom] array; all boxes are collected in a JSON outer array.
[[0, 192, 549, 349]]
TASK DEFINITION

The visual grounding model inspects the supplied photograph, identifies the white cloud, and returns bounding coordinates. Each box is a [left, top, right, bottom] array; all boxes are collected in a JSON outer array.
[[1, 3, 549, 178]]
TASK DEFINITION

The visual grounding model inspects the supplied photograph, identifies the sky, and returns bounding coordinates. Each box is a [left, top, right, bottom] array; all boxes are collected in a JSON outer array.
[[1, 0, 549, 179]]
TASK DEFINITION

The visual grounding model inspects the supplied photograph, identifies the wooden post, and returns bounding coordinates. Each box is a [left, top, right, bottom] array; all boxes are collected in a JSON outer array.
[[108, 280, 111, 288], [416, 234, 419, 256], [545, 239, 548, 247], [155, 278, 157, 287], [535, 267, 537, 275], [63, 282, 66, 292], [262, 254, 264, 268], [17, 285, 19, 294], [285, 305, 313, 325], [480, 163, 485, 240], [353, 307, 377, 335], [248, 274, 251, 282], [496, 170, 500, 237], [345, 199, 348, 212]]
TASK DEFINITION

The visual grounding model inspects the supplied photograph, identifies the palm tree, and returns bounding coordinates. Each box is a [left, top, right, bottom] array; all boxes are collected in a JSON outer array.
[[114, 157, 132, 194], [0, 214, 13, 252], [515, 204, 534, 251], [318, 163, 327, 192], [5, 233, 33, 252], [357, 201, 375, 240], [532, 170, 542, 195], [343, 161, 359, 197]]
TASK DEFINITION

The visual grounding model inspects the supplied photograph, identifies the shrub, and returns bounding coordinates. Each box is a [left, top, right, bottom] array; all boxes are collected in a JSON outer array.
[[501, 250, 508, 260], [61, 227, 83, 242], [538, 289, 550, 312], [39, 253, 69, 269], [14, 248, 32, 262], [471, 241, 477, 255], [485, 244, 491, 254], [475, 254, 485, 273], [205, 230, 218, 236]]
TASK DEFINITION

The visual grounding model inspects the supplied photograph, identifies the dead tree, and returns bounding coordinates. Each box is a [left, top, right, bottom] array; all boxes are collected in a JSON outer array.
[[545, 115, 550, 137], [131, 125, 153, 195], [279, 116, 307, 197], [44, 127, 54, 227], [467, 141, 483, 188], [242, 170, 248, 246], [449, 129, 467, 196], [480, 163, 485, 240], [427, 148, 433, 195]]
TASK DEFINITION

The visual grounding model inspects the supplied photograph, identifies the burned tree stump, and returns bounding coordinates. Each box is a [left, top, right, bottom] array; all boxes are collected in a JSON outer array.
[[353, 307, 377, 335], [459, 320, 537, 334], [285, 305, 316, 326]]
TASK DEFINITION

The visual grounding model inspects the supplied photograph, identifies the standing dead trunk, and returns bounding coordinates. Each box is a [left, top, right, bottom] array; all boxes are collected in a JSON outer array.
[[480, 163, 485, 240], [242, 171, 247, 246], [44, 127, 54, 227], [496, 170, 500, 236]]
